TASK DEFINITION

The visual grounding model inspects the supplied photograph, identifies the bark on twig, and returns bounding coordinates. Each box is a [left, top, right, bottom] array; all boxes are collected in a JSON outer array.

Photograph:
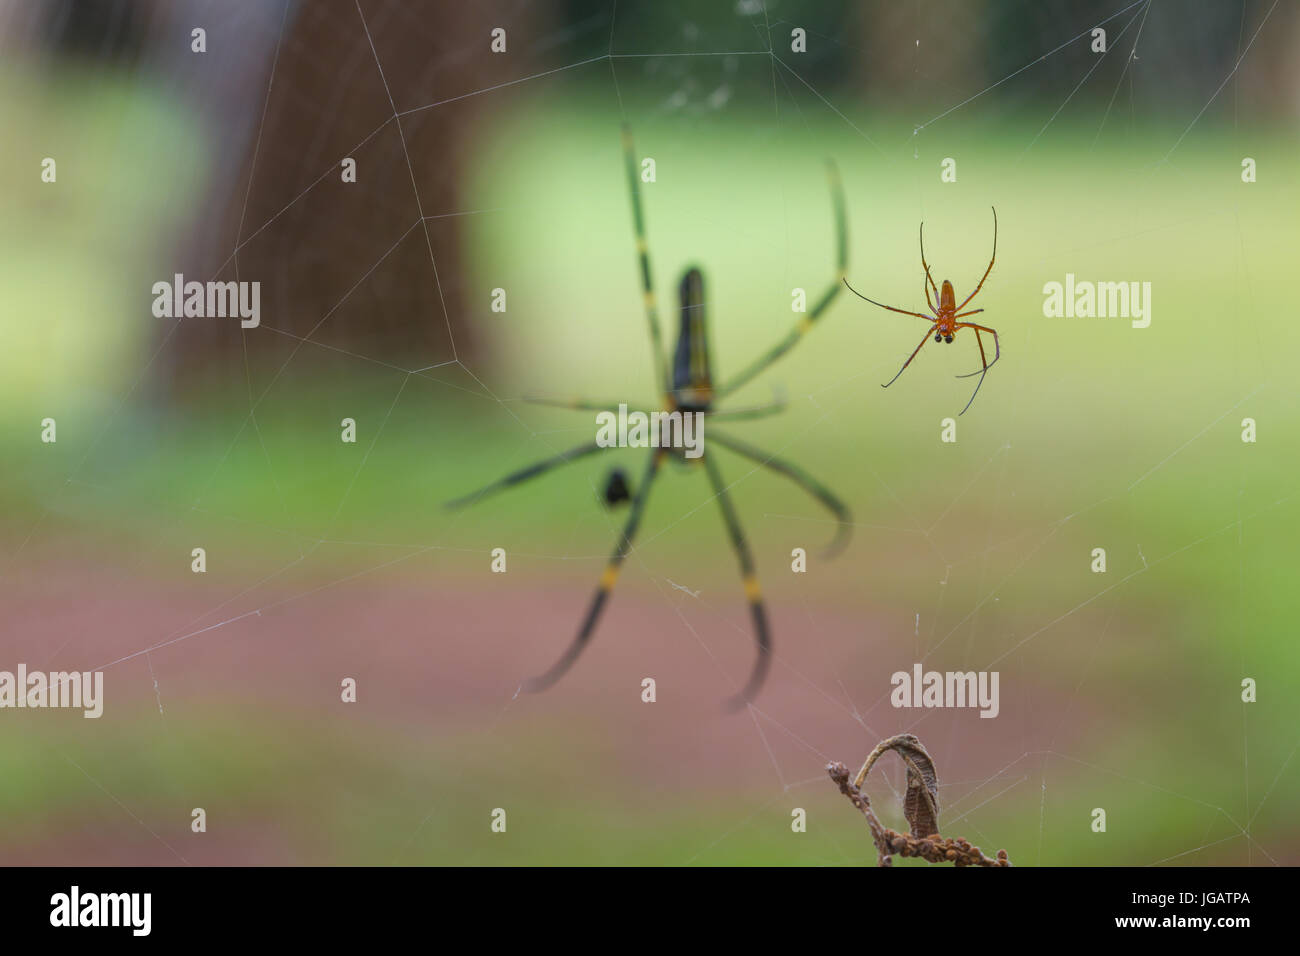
[[828, 737, 1011, 868]]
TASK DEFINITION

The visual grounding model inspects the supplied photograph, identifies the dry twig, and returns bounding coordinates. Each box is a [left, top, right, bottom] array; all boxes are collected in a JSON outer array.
[[828, 734, 1011, 867]]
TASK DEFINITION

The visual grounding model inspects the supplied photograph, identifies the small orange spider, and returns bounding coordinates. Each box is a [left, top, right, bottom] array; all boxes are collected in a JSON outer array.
[[845, 207, 1000, 415]]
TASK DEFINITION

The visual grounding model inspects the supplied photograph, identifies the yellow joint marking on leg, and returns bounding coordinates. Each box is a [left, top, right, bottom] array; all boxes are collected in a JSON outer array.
[[743, 574, 762, 602], [600, 565, 620, 591], [797, 316, 813, 335], [643, 291, 657, 308], [636, 237, 648, 254]]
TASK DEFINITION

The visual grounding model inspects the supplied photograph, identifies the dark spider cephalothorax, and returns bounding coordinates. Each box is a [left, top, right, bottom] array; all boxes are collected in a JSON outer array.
[[844, 208, 1000, 415], [447, 127, 853, 709], [601, 467, 632, 507]]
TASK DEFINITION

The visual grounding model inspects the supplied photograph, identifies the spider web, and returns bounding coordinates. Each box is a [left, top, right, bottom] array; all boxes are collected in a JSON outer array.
[[4, 0, 1297, 867]]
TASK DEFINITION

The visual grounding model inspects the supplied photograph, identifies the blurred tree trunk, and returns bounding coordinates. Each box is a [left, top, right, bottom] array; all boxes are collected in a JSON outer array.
[[850, 0, 988, 109], [149, 0, 557, 393]]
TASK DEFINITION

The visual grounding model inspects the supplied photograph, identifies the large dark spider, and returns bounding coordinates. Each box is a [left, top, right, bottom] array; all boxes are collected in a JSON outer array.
[[448, 128, 852, 708]]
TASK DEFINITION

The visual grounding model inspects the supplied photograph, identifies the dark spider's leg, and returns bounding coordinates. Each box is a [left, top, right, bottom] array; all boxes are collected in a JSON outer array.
[[709, 428, 852, 558], [955, 206, 997, 311], [709, 388, 788, 422], [623, 126, 671, 397], [523, 395, 648, 414], [709, 404, 787, 423], [883, 324, 938, 388], [703, 453, 772, 710], [715, 161, 847, 399], [444, 440, 608, 510], [520, 450, 665, 694]]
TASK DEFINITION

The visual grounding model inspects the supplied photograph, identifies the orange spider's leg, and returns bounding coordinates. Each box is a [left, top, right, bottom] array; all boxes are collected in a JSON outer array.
[[955, 207, 997, 311], [883, 324, 937, 389], [843, 279, 934, 321], [952, 323, 1002, 415], [919, 222, 939, 308]]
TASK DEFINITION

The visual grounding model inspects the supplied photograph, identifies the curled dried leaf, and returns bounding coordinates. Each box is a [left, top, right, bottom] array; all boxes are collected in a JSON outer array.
[[830, 734, 1010, 867], [852, 733, 939, 838]]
